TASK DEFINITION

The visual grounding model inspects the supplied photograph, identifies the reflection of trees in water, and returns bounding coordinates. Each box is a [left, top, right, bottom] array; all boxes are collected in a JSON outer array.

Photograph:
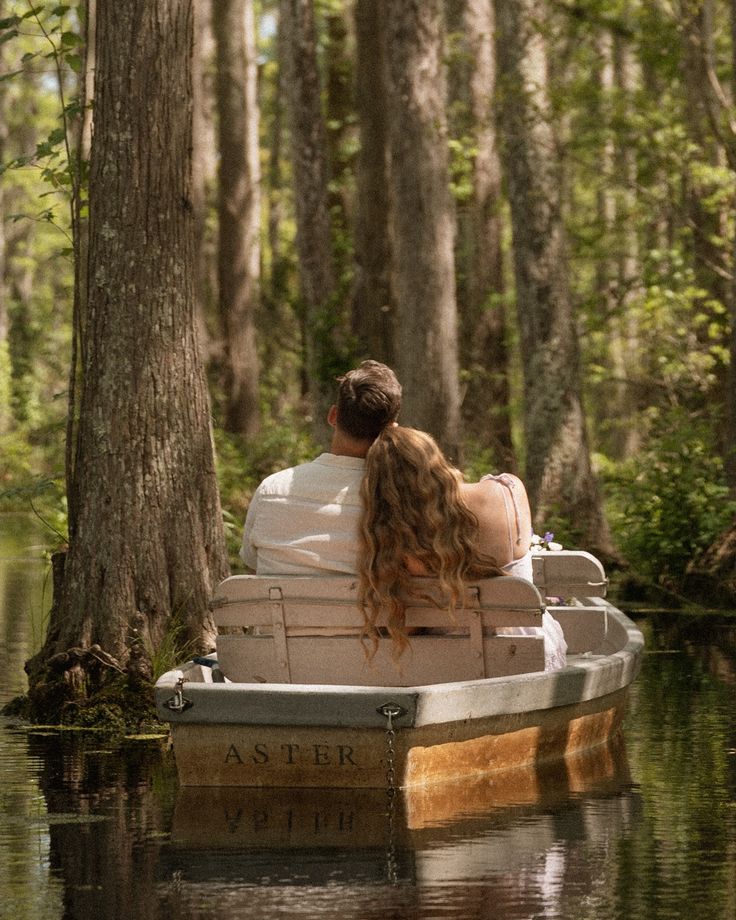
[[622, 618, 736, 920], [0, 514, 52, 702], [637, 611, 736, 685], [28, 731, 176, 920]]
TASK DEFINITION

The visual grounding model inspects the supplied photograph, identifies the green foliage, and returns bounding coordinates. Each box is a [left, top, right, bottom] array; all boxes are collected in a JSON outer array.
[[0, 471, 68, 545], [603, 414, 736, 583], [145, 619, 201, 683], [215, 419, 317, 565]]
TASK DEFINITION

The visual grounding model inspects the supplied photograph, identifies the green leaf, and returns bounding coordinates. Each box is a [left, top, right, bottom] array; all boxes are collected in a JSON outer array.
[[0, 28, 18, 45], [65, 52, 82, 73], [60, 30, 81, 47], [51, 4, 71, 15], [0, 16, 21, 29]]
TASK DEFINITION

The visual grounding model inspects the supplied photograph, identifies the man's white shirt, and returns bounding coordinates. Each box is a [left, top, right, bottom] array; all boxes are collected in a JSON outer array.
[[240, 453, 365, 575]]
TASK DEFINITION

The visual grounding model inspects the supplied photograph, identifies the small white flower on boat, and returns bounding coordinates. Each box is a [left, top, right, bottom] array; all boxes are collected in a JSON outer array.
[[531, 532, 563, 553]]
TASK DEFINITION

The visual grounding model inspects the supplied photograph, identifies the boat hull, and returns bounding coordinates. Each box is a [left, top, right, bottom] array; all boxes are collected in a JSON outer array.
[[156, 599, 643, 789], [168, 685, 629, 788]]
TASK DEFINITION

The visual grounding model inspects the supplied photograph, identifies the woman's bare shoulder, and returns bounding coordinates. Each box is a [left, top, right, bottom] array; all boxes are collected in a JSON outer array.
[[462, 472, 527, 496]]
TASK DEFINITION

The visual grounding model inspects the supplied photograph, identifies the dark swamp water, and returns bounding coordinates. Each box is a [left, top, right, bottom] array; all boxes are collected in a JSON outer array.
[[1, 513, 735, 920]]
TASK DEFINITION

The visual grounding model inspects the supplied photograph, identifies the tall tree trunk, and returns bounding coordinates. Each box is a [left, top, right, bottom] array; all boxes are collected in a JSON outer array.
[[494, 0, 614, 556], [260, 16, 302, 416], [728, 0, 736, 491], [352, 0, 393, 363], [592, 24, 642, 461], [352, 0, 393, 364], [213, 0, 261, 437], [452, 0, 515, 470], [279, 0, 337, 428], [611, 24, 643, 459], [325, 3, 352, 267], [192, 0, 218, 363], [384, 0, 461, 458], [27, 0, 230, 715], [0, 2, 9, 436], [66, 0, 95, 526]]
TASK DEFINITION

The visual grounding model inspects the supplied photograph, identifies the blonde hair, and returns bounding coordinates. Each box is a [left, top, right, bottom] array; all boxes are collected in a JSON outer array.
[[358, 427, 504, 657]]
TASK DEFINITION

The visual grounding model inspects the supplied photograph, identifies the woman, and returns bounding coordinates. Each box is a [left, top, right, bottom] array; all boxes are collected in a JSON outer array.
[[358, 426, 566, 670]]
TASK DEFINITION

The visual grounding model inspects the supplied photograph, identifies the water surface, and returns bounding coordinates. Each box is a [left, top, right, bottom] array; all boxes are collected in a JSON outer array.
[[1, 514, 735, 920]]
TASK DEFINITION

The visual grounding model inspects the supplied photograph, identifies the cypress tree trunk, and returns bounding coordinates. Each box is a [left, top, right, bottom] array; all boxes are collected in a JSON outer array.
[[729, 0, 736, 491], [0, 4, 8, 436], [27, 0, 230, 717], [453, 0, 514, 469], [495, 0, 614, 556], [213, 0, 261, 437], [279, 0, 337, 427], [352, 0, 394, 363], [384, 0, 461, 458], [192, 0, 217, 363]]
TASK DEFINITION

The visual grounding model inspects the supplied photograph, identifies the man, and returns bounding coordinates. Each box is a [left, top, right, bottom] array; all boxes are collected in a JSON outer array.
[[240, 360, 402, 574]]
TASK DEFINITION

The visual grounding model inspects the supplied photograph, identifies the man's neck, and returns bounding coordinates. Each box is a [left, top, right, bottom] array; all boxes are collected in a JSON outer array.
[[329, 429, 372, 458]]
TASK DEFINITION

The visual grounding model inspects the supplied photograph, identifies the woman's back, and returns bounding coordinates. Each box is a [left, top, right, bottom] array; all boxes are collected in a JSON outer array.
[[460, 473, 532, 569]]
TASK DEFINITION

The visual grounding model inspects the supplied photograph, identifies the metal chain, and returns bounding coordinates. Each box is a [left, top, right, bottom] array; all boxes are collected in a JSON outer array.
[[377, 702, 407, 885]]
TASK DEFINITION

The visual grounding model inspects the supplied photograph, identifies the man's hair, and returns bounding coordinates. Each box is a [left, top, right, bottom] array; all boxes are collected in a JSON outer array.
[[335, 360, 402, 441]]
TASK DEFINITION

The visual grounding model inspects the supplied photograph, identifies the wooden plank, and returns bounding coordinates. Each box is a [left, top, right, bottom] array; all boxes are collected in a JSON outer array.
[[213, 602, 543, 631], [212, 574, 544, 631], [216, 633, 544, 686], [546, 606, 608, 654]]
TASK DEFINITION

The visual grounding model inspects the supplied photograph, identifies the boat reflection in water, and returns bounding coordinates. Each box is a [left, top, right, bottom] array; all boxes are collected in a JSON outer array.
[[164, 734, 640, 903]]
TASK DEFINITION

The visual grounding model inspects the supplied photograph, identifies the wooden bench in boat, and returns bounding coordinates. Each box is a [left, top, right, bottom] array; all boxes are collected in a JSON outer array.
[[211, 575, 546, 686], [210, 550, 609, 687]]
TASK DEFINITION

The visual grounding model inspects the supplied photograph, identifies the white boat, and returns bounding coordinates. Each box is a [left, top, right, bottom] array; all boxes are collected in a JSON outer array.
[[155, 551, 644, 791]]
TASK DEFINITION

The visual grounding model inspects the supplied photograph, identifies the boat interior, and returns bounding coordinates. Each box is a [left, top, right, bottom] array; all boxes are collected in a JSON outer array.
[[207, 551, 612, 687]]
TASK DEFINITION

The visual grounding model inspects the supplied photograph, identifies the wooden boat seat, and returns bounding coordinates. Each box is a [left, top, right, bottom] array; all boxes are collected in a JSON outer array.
[[211, 575, 547, 686], [530, 550, 607, 599]]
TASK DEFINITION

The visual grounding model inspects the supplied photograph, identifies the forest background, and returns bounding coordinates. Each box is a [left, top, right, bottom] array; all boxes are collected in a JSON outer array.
[[1, 0, 736, 715]]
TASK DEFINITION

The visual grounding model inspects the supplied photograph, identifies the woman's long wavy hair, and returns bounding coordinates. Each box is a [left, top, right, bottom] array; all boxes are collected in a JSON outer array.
[[358, 426, 504, 658]]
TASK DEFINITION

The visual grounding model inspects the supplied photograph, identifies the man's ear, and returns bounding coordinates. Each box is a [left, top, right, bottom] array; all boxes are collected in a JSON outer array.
[[327, 404, 338, 427]]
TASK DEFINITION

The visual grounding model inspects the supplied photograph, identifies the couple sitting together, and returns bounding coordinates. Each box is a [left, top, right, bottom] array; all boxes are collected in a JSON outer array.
[[240, 360, 566, 672]]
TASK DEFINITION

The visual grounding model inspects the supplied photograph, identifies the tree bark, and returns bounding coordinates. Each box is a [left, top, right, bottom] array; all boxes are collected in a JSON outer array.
[[384, 0, 461, 458], [192, 0, 218, 364], [0, 1, 9, 436], [450, 0, 515, 470], [213, 0, 261, 437], [494, 0, 614, 556], [726, 0, 736, 492], [279, 0, 337, 428], [27, 0, 230, 714], [352, 0, 394, 364]]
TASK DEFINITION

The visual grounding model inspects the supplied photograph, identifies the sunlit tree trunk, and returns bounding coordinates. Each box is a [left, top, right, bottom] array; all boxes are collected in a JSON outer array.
[[213, 0, 261, 437], [495, 0, 614, 556], [0, 3, 9, 436], [27, 0, 230, 716], [728, 0, 736, 491], [192, 0, 217, 363], [352, 0, 393, 363], [449, 0, 514, 469], [384, 0, 461, 458], [592, 24, 642, 461]]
